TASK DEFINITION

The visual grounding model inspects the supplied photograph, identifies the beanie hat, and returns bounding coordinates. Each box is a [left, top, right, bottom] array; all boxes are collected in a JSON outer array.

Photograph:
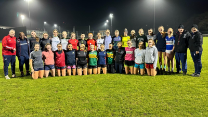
[[192, 24, 198, 30], [178, 24, 184, 29]]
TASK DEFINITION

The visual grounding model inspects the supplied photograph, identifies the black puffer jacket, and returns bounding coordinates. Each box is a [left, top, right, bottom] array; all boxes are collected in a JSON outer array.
[[189, 31, 203, 52], [174, 30, 191, 53]]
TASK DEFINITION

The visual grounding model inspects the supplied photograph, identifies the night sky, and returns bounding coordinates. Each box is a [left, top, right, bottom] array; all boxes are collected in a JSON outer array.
[[0, 0, 208, 34]]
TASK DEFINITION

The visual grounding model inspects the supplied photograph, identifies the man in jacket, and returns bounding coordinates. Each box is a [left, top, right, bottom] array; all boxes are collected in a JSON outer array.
[[2, 29, 17, 79], [174, 24, 191, 75], [16, 32, 30, 77], [189, 24, 203, 77]]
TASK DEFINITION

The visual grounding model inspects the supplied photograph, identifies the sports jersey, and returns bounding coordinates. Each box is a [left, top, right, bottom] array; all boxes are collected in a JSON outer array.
[[30, 50, 44, 69], [136, 35, 147, 48], [88, 51, 97, 66], [42, 50, 54, 65], [68, 39, 78, 50], [78, 39, 87, 49], [125, 47, 136, 61], [156, 32, 167, 50], [61, 38, 68, 50], [76, 50, 88, 65], [96, 38, 104, 50], [51, 36, 60, 51], [112, 36, 121, 50], [165, 35, 175, 51], [98, 51, 106, 65], [55, 50, 65, 67], [122, 36, 130, 47], [87, 39, 96, 51], [65, 49, 76, 66], [106, 49, 114, 64], [104, 36, 112, 50]]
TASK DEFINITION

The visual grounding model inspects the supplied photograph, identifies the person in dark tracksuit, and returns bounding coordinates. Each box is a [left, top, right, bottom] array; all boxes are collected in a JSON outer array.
[[16, 32, 30, 77], [174, 24, 191, 75], [40, 33, 51, 51], [115, 42, 126, 74], [29, 31, 40, 52], [189, 24, 203, 77], [2, 29, 17, 79]]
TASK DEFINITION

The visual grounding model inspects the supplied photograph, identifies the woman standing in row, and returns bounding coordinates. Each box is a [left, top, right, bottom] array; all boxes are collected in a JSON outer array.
[[76, 44, 88, 75], [124, 40, 135, 74], [88, 45, 97, 75], [68, 32, 78, 50], [65, 43, 76, 76], [97, 44, 107, 74]]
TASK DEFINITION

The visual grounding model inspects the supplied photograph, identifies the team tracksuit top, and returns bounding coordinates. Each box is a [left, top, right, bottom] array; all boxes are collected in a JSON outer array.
[[112, 36, 121, 50], [40, 38, 51, 51], [78, 39, 87, 49], [115, 47, 126, 64], [76, 50, 88, 65], [88, 50, 97, 66], [165, 35, 175, 51], [2, 35, 16, 55], [98, 50, 106, 65], [68, 39, 78, 50], [16, 38, 30, 57], [55, 50, 65, 67], [87, 39, 96, 51], [125, 47, 136, 61], [189, 31, 203, 52], [65, 49, 76, 66]]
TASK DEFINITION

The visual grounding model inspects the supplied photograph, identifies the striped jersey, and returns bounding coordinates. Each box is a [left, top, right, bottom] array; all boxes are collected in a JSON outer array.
[[165, 36, 175, 50]]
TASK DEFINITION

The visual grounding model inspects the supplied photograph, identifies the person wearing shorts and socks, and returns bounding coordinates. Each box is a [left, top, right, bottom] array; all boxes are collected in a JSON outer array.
[[115, 42, 126, 74], [2, 29, 17, 79], [125, 40, 136, 74], [65, 43, 76, 76], [145, 39, 158, 76], [76, 44, 88, 75], [156, 26, 167, 74], [106, 43, 115, 73], [29, 44, 44, 79], [55, 44, 66, 76], [42, 44, 55, 77], [88, 45, 98, 75], [134, 41, 146, 75], [16, 32, 30, 77], [165, 28, 175, 74], [97, 44, 107, 74]]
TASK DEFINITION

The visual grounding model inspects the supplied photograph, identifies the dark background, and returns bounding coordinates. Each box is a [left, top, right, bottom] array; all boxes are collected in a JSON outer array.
[[0, 0, 208, 35]]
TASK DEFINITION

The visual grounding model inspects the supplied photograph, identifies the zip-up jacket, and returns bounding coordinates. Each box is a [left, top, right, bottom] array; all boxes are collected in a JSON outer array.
[[189, 31, 203, 52], [2, 35, 16, 55], [174, 30, 190, 53], [16, 37, 30, 57]]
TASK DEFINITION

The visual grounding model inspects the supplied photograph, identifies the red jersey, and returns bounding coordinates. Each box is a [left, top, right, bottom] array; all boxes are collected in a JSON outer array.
[[2, 35, 16, 55], [55, 50, 65, 67], [68, 39, 78, 50], [87, 39, 96, 51]]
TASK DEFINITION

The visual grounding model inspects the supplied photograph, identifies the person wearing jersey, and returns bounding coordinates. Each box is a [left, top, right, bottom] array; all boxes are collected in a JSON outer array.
[[88, 44, 98, 75], [54, 43, 66, 76], [104, 29, 112, 50], [16, 32, 30, 77], [29, 31, 40, 52], [134, 41, 146, 75], [106, 43, 115, 73], [42, 44, 55, 78], [96, 32, 104, 50], [174, 24, 190, 75], [136, 28, 147, 49], [76, 44, 88, 75], [112, 30, 121, 50], [68, 32, 78, 50], [189, 24, 203, 77], [78, 34, 87, 50], [165, 28, 175, 74], [65, 43, 76, 76], [122, 28, 130, 47], [147, 28, 156, 44], [115, 42, 125, 74], [97, 44, 107, 74], [2, 29, 17, 79], [156, 26, 167, 74], [29, 44, 44, 79], [51, 29, 60, 52], [87, 33, 96, 51], [61, 31, 68, 50], [40, 33, 51, 51], [125, 40, 136, 74], [145, 39, 158, 76], [130, 30, 137, 48]]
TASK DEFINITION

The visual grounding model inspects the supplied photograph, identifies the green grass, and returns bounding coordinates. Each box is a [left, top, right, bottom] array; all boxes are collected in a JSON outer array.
[[0, 38, 208, 117]]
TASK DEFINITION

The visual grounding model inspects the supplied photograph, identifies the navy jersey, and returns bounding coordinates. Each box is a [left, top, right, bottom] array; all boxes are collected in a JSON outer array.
[[98, 51, 106, 65]]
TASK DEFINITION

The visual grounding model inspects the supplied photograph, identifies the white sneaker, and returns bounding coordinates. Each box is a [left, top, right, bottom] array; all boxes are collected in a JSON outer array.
[[5, 75, 10, 79], [12, 74, 17, 78]]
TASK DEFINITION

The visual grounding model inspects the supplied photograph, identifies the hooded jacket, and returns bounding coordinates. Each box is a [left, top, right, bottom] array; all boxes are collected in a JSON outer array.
[[189, 31, 203, 52], [174, 30, 190, 53]]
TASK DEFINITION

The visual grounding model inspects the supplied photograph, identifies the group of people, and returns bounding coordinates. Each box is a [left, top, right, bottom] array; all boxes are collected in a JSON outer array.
[[2, 24, 203, 79]]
